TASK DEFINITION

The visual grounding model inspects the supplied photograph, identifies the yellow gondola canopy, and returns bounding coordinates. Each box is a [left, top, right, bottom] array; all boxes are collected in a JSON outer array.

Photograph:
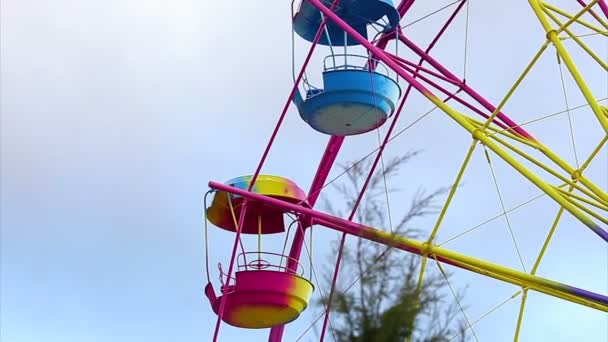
[[206, 175, 309, 234]]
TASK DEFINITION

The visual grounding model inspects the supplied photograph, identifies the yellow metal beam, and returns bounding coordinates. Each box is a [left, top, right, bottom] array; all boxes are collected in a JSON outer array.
[[530, 0, 608, 133]]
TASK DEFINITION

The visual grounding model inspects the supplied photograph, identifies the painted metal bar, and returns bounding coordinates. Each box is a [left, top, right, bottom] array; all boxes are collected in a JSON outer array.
[[559, 189, 608, 224], [208, 181, 608, 311], [476, 41, 551, 134], [558, 1, 608, 32], [312, 216, 598, 308], [555, 185, 608, 211], [465, 116, 539, 148], [495, 134, 606, 205], [555, 0, 599, 33], [542, 7, 608, 71], [490, 132, 608, 210], [529, 0, 608, 134], [306, 137, 345, 207], [513, 133, 607, 340], [598, 0, 608, 18], [308, 0, 608, 242], [537, 143, 608, 203]]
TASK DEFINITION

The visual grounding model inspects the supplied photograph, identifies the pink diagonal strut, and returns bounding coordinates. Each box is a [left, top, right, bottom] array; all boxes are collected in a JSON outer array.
[[597, 0, 608, 18]]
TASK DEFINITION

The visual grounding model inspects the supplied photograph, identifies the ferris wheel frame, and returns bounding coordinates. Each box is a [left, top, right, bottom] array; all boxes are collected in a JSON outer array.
[[207, 0, 608, 341]]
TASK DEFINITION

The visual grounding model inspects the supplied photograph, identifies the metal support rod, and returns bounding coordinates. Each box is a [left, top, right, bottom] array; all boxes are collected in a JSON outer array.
[[528, 0, 608, 133], [598, 0, 608, 18]]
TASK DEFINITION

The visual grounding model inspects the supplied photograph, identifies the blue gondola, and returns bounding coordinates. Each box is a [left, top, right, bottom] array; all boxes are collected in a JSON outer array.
[[292, 0, 402, 136]]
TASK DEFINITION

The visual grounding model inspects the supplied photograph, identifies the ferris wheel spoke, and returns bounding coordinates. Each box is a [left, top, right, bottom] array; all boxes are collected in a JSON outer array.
[[407, 140, 478, 342], [449, 107, 608, 241], [543, 5, 608, 71], [530, 0, 608, 133], [487, 98, 608, 138], [476, 42, 551, 136], [450, 289, 524, 342], [547, 0, 608, 31], [512, 131, 606, 340], [486, 132, 605, 205], [438, 189, 554, 247], [484, 146, 528, 272], [555, 0, 601, 32], [464, 116, 539, 149], [434, 258, 480, 342], [457, 103, 608, 239], [513, 289, 530, 342], [512, 195, 568, 341]]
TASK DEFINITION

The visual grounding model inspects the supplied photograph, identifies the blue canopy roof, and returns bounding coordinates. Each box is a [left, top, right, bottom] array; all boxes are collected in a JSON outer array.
[[293, 0, 400, 46]]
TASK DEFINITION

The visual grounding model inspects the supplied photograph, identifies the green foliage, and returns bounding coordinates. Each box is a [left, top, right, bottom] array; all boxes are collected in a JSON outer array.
[[317, 152, 468, 342]]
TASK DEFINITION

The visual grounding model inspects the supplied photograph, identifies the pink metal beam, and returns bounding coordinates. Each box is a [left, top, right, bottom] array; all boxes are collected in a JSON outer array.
[[306, 137, 345, 207], [598, 0, 608, 18]]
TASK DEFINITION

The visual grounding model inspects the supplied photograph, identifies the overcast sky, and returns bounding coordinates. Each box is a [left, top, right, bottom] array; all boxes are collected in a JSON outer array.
[[1, 1, 607, 341]]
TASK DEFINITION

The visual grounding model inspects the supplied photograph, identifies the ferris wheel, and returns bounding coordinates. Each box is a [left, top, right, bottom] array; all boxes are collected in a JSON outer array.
[[202, 0, 608, 340]]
